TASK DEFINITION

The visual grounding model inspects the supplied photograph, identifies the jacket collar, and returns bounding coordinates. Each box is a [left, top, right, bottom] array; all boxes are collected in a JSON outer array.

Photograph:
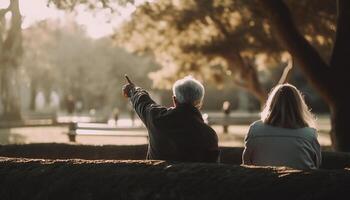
[[175, 103, 203, 121]]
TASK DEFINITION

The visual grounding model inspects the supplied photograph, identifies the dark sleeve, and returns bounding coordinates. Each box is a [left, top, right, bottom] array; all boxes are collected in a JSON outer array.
[[129, 87, 167, 127]]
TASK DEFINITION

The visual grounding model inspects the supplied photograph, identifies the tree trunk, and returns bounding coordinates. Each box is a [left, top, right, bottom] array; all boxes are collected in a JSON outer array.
[[224, 51, 268, 106], [209, 15, 268, 107], [44, 88, 51, 107], [0, 66, 21, 120], [330, 0, 350, 72], [260, 0, 350, 151], [328, 0, 350, 151], [259, 1, 334, 102], [29, 79, 37, 111], [330, 101, 350, 151], [0, 0, 23, 120]]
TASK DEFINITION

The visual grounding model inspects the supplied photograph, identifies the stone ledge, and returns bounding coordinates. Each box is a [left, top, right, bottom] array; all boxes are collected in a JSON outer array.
[[0, 157, 350, 200], [1, 143, 350, 169]]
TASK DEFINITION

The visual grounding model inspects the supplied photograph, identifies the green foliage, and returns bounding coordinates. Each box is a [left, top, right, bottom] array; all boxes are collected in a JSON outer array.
[[22, 19, 157, 112], [48, 0, 335, 105], [40, 0, 337, 109], [48, 0, 133, 13], [116, 0, 335, 89]]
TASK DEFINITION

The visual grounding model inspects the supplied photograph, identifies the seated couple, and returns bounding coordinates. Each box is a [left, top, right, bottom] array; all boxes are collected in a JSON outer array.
[[122, 75, 321, 170]]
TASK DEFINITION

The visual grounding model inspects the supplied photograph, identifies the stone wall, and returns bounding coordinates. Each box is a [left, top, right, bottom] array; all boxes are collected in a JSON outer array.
[[0, 158, 349, 200], [1, 143, 350, 169]]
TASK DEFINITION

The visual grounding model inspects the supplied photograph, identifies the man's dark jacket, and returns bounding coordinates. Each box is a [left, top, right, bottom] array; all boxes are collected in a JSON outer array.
[[129, 88, 219, 163]]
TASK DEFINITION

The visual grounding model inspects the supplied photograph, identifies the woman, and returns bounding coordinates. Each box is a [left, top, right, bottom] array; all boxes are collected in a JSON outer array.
[[242, 84, 321, 170]]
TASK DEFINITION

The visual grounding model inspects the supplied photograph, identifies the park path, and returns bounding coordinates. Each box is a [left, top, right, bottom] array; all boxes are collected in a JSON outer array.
[[0, 115, 331, 147]]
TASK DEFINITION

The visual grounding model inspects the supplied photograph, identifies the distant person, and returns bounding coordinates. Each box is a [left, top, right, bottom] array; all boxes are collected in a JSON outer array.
[[122, 75, 219, 163], [128, 104, 136, 126], [242, 84, 321, 170], [222, 101, 231, 134], [66, 95, 75, 114], [112, 108, 120, 125]]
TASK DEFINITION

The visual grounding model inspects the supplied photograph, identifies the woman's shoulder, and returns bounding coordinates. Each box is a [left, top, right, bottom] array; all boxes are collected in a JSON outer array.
[[247, 120, 266, 136], [250, 120, 274, 130], [248, 120, 318, 139], [249, 120, 264, 128], [299, 126, 318, 139]]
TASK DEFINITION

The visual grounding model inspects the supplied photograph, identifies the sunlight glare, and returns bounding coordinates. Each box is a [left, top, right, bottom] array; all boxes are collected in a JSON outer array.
[[74, 2, 137, 39], [15, 0, 149, 39], [0, 0, 10, 9], [19, 0, 65, 29]]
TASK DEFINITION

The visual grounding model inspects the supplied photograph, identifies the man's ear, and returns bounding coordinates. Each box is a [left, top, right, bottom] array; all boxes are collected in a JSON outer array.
[[194, 100, 203, 110], [172, 96, 178, 107]]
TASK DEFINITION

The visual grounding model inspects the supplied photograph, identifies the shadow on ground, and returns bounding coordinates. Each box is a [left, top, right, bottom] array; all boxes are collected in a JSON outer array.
[[0, 129, 26, 145]]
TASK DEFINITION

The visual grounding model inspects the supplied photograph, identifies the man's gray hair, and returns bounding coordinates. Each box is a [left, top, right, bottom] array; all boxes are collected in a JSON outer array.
[[172, 76, 205, 107]]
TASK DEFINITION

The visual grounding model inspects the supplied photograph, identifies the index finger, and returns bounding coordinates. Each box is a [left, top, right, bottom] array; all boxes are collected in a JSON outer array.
[[125, 74, 133, 84]]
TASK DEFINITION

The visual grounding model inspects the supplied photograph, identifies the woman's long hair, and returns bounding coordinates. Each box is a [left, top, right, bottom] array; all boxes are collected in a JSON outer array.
[[261, 84, 316, 129]]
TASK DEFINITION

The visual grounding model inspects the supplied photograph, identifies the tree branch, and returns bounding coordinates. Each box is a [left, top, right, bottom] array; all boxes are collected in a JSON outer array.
[[1, 5, 12, 61], [0, 6, 11, 18], [0, 5, 11, 37], [232, 78, 247, 89], [260, 0, 334, 103], [278, 58, 293, 85], [224, 51, 267, 104], [2, 0, 23, 66]]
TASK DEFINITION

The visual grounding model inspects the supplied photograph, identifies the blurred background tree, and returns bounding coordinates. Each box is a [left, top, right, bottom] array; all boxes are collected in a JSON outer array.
[[261, 0, 350, 151], [52, 0, 341, 149], [22, 18, 157, 115], [115, 0, 335, 107], [45, 0, 335, 112], [0, 0, 22, 120], [2, 0, 348, 151]]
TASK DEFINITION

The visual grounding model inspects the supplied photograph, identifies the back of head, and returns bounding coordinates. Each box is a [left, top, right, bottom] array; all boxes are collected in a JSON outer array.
[[172, 76, 205, 109], [261, 84, 316, 129]]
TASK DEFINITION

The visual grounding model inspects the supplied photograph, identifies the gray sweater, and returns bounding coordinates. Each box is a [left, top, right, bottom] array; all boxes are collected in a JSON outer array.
[[242, 120, 322, 170]]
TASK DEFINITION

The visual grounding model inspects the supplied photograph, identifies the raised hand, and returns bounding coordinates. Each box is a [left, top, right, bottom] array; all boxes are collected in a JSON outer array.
[[125, 75, 134, 85], [122, 74, 136, 98]]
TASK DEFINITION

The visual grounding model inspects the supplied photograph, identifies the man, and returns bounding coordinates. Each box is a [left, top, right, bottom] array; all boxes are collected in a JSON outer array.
[[122, 75, 219, 162], [222, 101, 231, 134]]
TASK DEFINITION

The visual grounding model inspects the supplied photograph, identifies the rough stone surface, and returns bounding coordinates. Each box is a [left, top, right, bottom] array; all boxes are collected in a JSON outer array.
[[0, 157, 350, 200], [0, 143, 148, 160]]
